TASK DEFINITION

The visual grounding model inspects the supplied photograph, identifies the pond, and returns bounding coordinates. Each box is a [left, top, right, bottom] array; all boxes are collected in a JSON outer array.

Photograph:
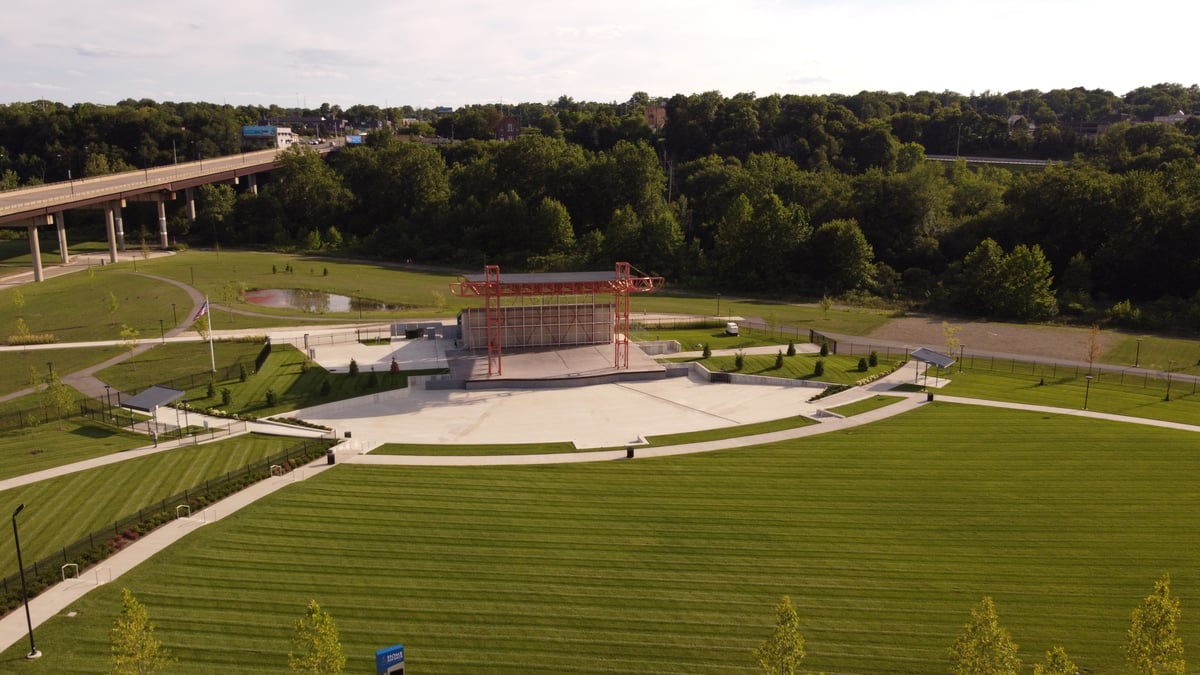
[[243, 288, 401, 314]]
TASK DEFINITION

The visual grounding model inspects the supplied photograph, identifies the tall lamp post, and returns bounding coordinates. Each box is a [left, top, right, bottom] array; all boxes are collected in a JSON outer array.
[[159, 319, 166, 344], [11, 504, 42, 660], [716, 293, 721, 318], [1083, 374, 1094, 410], [104, 383, 112, 416], [1165, 360, 1175, 401], [171, 303, 178, 326], [1134, 337, 1143, 368]]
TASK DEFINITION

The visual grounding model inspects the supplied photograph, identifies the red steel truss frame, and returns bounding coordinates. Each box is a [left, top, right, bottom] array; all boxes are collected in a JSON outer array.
[[450, 262, 665, 375]]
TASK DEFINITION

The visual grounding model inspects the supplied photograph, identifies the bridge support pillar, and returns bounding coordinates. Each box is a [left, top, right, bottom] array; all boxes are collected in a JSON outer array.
[[247, 173, 258, 195], [54, 211, 70, 264], [156, 198, 169, 248], [185, 187, 197, 222], [114, 205, 125, 252], [104, 203, 119, 263], [27, 220, 44, 282]]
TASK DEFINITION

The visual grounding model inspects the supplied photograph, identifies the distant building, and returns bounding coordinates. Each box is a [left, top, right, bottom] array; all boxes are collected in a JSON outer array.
[[434, 106, 454, 115], [494, 115, 521, 141], [1007, 114, 1035, 137], [1153, 110, 1196, 124], [242, 125, 296, 149], [645, 103, 667, 131]]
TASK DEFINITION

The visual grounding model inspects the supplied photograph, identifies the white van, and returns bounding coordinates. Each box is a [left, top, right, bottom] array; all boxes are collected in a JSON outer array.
[[725, 321, 739, 336]]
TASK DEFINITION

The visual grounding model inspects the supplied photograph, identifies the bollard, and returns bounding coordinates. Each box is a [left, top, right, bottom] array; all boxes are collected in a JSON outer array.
[[626, 447, 635, 459]]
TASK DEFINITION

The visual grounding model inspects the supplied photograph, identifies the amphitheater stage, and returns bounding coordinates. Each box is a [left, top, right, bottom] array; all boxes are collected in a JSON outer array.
[[442, 342, 668, 390]]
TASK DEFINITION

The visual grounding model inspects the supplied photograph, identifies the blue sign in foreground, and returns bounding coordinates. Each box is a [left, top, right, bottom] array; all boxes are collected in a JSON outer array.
[[375, 644, 405, 674]]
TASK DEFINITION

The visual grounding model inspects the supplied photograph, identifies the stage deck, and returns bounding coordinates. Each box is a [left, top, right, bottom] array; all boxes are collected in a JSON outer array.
[[445, 343, 667, 389]]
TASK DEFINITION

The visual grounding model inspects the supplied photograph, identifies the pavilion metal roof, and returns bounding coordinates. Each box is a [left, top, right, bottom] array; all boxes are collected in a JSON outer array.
[[121, 385, 186, 413], [910, 347, 956, 369]]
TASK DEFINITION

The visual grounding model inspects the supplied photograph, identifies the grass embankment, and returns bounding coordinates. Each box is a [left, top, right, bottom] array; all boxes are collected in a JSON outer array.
[[0, 346, 125, 398], [0, 433, 320, 573], [675, 352, 900, 386], [937, 366, 1200, 425], [99, 343, 439, 419], [1, 269, 192, 343], [133, 249, 470, 318], [0, 420, 147, 481], [8, 404, 1199, 673], [826, 394, 906, 416], [373, 415, 820, 456]]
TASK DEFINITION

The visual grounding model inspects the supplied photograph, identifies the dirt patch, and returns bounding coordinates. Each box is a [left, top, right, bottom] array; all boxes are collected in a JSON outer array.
[[866, 315, 1121, 362]]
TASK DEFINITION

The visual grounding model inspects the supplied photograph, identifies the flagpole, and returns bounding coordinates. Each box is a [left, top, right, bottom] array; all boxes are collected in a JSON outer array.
[[205, 295, 215, 373]]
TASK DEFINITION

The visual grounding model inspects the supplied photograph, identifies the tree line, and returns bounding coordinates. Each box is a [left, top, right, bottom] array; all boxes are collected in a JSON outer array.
[[2, 85, 1199, 330]]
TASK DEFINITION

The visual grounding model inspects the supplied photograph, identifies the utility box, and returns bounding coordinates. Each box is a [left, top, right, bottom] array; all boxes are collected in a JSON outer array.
[[725, 321, 739, 336]]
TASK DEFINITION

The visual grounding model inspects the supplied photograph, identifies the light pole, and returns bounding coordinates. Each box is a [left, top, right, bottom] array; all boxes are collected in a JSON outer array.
[[959, 344, 965, 373], [172, 303, 177, 326], [104, 384, 112, 415], [1134, 337, 1143, 368], [1083, 374, 1093, 410], [1165, 360, 1175, 401], [159, 318, 165, 344], [12, 504, 42, 660], [716, 293, 721, 318]]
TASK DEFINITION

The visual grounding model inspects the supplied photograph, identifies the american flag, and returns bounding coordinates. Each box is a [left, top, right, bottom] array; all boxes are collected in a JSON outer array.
[[193, 301, 209, 321]]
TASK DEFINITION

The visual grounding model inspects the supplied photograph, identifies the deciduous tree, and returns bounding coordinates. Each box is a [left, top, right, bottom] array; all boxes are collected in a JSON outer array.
[[949, 596, 1021, 675], [289, 599, 345, 674], [109, 588, 172, 675], [1126, 573, 1185, 674], [1032, 646, 1078, 675], [753, 595, 805, 675]]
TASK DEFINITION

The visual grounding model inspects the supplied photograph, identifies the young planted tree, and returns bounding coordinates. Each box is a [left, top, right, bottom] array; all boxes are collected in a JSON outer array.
[[1126, 573, 1185, 675], [289, 599, 345, 674], [42, 374, 75, 430], [949, 596, 1021, 675], [109, 588, 172, 675], [753, 595, 805, 675], [1086, 323, 1102, 375], [1032, 646, 1078, 675], [120, 324, 140, 367], [106, 291, 120, 323]]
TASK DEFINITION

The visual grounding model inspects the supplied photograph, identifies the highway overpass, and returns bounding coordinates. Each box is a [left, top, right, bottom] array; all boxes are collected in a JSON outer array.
[[0, 145, 330, 281]]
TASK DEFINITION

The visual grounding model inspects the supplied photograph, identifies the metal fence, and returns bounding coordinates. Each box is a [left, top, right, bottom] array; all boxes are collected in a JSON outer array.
[[270, 326, 396, 350], [0, 438, 331, 616], [811, 331, 1199, 396]]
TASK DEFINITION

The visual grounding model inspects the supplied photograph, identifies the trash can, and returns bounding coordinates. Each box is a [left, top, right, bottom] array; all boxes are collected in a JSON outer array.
[[626, 447, 635, 459], [926, 392, 934, 402], [327, 449, 336, 465]]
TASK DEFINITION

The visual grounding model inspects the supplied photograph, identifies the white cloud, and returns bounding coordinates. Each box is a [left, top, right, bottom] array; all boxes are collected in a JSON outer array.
[[0, 0, 1195, 106]]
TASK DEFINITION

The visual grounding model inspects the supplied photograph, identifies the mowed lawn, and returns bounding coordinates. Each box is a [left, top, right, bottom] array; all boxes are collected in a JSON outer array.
[[7, 404, 1200, 673], [0, 433, 323, 572]]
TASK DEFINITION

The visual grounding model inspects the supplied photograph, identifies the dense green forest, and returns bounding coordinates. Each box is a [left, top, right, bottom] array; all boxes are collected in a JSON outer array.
[[2, 83, 1199, 330]]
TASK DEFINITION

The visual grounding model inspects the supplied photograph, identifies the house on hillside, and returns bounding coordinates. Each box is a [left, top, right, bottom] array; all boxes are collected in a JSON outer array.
[[494, 115, 521, 141], [645, 103, 667, 132]]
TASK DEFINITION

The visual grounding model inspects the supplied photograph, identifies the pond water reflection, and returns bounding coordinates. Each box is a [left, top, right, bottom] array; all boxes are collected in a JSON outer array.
[[244, 288, 398, 313]]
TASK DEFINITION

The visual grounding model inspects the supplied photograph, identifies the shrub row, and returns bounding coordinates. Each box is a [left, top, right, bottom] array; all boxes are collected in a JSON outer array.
[[6, 333, 57, 346]]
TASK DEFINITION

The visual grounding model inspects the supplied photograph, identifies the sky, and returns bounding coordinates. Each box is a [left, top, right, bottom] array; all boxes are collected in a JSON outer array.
[[1, 0, 1195, 110]]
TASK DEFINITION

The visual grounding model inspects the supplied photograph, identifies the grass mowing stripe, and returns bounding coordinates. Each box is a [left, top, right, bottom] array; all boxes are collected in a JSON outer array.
[[7, 403, 1200, 673], [0, 433, 316, 571]]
